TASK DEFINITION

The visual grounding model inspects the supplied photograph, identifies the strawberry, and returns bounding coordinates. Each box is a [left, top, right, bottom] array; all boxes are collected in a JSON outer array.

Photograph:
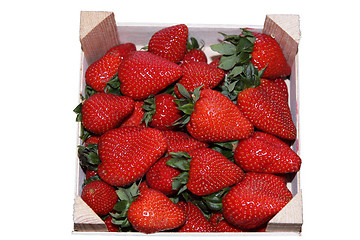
[[251, 32, 291, 79], [182, 49, 207, 64], [234, 131, 301, 173], [142, 93, 183, 130], [176, 87, 253, 142], [146, 156, 182, 195], [177, 201, 215, 232], [118, 51, 182, 100], [81, 93, 135, 135], [148, 24, 188, 63], [161, 130, 208, 154], [209, 213, 243, 232], [120, 101, 146, 128], [237, 78, 296, 140], [186, 147, 244, 196], [97, 127, 167, 186], [85, 43, 136, 92], [174, 62, 225, 98], [84, 135, 100, 146], [104, 215, 119, 232], [222, 172, 293, 230], [273, 78, 289, 101], [127, 188, 186, 233], [81, 180, 118, 216]]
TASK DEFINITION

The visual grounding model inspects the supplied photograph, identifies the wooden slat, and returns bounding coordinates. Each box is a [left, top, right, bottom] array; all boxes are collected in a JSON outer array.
[[266, 190, 303, 233], [80, 11, 120, 64], [263, 14, 300, 68], [73, 195, 108, 232]]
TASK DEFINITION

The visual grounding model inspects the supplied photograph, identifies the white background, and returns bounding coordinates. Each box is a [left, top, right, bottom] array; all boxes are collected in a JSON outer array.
[[1, 0, 359, 239]]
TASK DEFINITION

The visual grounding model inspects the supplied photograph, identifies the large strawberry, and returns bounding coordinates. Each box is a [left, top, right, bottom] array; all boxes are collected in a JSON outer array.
[[118, 51, 182, 100], [146, 156, 182, 196], [142, 93, 183, 130], [166, 147, 244, 196], [237, 78, 296, 140], [177, 201, 215, 232], [174, 62, 225, 98], [85, 43, 136, 92], [234, 131, 301, 173], [222, 172, 293, 230], [161, 130, 208, 154], [148, 24, 188, 63], [127, 188, 186, 233], [97, 127, 167, 186], [81, 93, 135, 135], [81, 180, 118, 216], [251, 32, 291, 79], [176, 86, 253, 142]]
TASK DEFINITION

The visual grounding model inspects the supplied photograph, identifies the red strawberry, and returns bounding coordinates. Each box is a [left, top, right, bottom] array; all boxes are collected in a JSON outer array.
[[209, 56, 221, 68], [104, 215, 119, 232], [234, 131, 301, 173], [185, 88, 254, 142], [251, 32, 291, 79], [120, 101, 146, 128], [273, 78, 289, 101], [85, 43, 136, 92], [127, 188, 186, 233], [161, 130, 208, 154], [118, 51, 182, 100], [222, 172, 293, 230], [142, 93, 183, 130], [209, 213, 243, 232], [148, 24, 188, 63], [85, 169, 98, 179], [237, 78, 296, 140], [174, 62, 225, 98], [97, 127, 167, 186], [146, 156, 182, 195], [81, 93, 135, 135], [177, 201, 215, 232], [81, 180, 118, 216], [84, 135, 100, 146], [182, 49, 207, 64], [187, 147, 244, 196]]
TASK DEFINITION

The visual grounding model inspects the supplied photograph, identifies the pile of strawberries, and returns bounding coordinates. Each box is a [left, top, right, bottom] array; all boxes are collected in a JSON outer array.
[[74, 24, 301, 233]]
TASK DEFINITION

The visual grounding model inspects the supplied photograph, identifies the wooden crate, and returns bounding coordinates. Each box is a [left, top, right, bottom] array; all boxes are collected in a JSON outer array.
[[73, 11, 302, 235]]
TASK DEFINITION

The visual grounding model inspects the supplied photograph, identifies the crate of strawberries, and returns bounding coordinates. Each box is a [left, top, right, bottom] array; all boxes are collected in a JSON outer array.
[[73, 11, 302, 235]]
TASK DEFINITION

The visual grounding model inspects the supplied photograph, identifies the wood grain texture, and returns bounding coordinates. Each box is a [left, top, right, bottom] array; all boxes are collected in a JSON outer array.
[[73, 195, 108, 232], [80, 11, 120, 65], [263, 14, 300, 68], [266, 190, 303, 233]]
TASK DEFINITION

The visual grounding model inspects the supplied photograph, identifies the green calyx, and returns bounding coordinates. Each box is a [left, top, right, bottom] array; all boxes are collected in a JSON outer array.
[[210, 29, 266, 103], [186, 36, 205, 50], [78, 143, 100, 172], [172, 83, 202, 127], [141, 95, 156, 127], [111, 182, 140, 231], [166, 151, 191, 195]]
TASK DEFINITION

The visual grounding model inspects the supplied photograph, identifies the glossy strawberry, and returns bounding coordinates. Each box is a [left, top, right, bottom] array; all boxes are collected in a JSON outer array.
[[209, 213, 243, 232], [234, 131, 301, 173], [177, 201, 215, 232], [186, 88, 254, 142], [182, 49, 207, 64], [222, 172, 293, 230], [120, 101, 146, 128], [97, 127, 167, 186], [81, 93, 135, 135], [118, 51, 182, 100], [148, 24, 188, 63], [85, 43, 136, 92], [81, 180, 118, 216], [174, 62, 225, 98], [142, 93, 183, 130], [127, 188, 186, 233], [237, 78, 296, 140], [161, 130, 208, 154], [251, 32, 291, 79], [104, 215, 119, 232], [187, 147, 244, 196], [146, 156, 182, 195]]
